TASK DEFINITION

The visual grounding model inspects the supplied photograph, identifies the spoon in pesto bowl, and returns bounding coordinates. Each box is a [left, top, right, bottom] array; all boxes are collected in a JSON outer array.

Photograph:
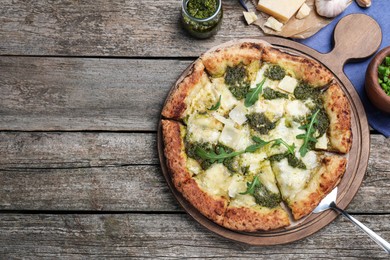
[[313, 187, 390, 254]]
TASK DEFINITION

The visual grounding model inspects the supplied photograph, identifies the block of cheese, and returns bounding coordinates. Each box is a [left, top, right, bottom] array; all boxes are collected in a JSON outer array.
[[257, 0, 306, 23], [296, 3, 311, 19], [243, 11, 258, 25], [278, 75, 298, 93], [264, 16, 283, 32]]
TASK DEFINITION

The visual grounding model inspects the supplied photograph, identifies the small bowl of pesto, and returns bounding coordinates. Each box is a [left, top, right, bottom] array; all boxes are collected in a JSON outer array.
[[365, 46, 390, 113], [181, 0, 223, 39]]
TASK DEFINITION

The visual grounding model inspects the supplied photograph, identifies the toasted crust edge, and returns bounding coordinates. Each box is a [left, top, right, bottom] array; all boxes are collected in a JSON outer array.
[[262, 46, 333, 87], [201, 42, 265, 76], [223, 206, 290, 232], [161, 120, 191, 192], [182, 179, 228, 225], [290, 156, 347, 220], [322, 83, 352, 154], [161, 60, 206, 119]]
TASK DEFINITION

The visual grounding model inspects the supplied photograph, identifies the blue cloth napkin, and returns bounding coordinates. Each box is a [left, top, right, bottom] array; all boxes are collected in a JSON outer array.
[[297, 2, 390, 137]]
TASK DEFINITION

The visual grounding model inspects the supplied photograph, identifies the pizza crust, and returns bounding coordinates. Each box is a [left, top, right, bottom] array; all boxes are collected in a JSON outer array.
[[223, 206, 290, 232], [289, 156, 347, 220], [322, 83, 352, 153], [262, 46, 333, 87], [201, 42, 265, 77], [161, 60, 208, 119], [161, 120, 191, 192], [182, 178, 228, 225]]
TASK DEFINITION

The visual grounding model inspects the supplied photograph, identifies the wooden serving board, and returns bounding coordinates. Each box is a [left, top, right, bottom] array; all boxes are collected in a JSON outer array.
[[157, 14, 382, 245]]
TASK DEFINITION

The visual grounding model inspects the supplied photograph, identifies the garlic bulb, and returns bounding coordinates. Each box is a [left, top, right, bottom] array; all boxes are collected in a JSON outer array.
[[315, 0, 350, 18]]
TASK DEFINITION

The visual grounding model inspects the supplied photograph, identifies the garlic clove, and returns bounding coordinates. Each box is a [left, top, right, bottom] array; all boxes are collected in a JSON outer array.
[[315, 0, 351, 18], [356, 0, 371, 8]]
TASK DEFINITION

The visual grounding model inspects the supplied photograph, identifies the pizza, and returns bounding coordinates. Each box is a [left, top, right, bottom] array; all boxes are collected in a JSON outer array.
[[160, 40, 352, 232]]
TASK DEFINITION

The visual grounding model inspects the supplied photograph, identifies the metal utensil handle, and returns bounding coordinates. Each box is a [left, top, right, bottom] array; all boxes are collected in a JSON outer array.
[[330, 202, 390, 254]]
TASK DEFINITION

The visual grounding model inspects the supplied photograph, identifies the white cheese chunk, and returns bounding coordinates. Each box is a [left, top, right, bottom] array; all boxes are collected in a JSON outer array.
[[315, 133, 328, 150], [243, 11, 258, 25], [300, 150, 318, 170], [187, 115, 221, 144], [258, 0, 306, 23], [212, 112, 234, 126], [278, 75, 298, 93], [264, 16, 283, 32], [229, 103, 248, 125], [186, 158, 202, 176], [274, 158, 310, 199], [219, 124, 252, 151], [258, 161, 279, 194], [228, 175, 247, 198], [296, 3, 311, 19], [251, 99, 286, 122], [285, 100, 310, 118], [197, 164, 231, 196], [212, 78, 239, 112], [185, 81, 216, 116], [230, 194, 257, 207], [241, 152, 267, 173]]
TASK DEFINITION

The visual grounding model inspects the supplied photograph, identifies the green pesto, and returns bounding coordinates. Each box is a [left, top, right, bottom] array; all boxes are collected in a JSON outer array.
[[181, 0, 222, 39], [225, 65, 250, 100], [269, 153, 307, 169], [186, 140, 241, 172], [315, 108, 330, 137], [187, 0, 217, 19], [253, 185, 281, 208], [264, 65, 286, 80], [263, 87, 288, 100], [240, 176, 281, 208], [217, 144, 239, 173], [185, 141, 214, 170], [246, 113, 276, 134], [293, 82, 321, 103]]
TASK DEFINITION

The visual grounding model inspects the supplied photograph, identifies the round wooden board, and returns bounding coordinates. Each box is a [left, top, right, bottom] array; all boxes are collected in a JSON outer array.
[[157, 14, 378, 246]]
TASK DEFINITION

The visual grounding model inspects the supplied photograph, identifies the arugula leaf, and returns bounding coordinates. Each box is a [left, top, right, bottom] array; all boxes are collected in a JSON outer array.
[[195, 146, 244, 164], [245, 136, 270, 153], [271, 138, 296, 155], [208, 95, 221, 111], [195, 136, 296, 167], [245, 136, 296, 154], [296, 109, 320, 157], [240, 176, 260, 195], [244, 78, 266, 107]]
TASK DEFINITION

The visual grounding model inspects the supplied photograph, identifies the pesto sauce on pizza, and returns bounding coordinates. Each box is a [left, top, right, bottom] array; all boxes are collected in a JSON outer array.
[[224, 64, 251, 100], [263, 87, 288, 100]]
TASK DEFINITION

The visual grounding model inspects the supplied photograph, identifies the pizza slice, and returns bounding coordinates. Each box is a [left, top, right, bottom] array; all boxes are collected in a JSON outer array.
[[223, 160, 290, 231], [161, 119, 229, 224], [161, 118, 291, 230]]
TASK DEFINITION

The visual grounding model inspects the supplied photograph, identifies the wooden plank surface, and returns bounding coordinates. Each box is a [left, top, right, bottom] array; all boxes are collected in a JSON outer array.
[[1, 213, 389, 258], [0, 0, 261, 57], [0, 57, 191, 131], [1, 132, 388, 213]]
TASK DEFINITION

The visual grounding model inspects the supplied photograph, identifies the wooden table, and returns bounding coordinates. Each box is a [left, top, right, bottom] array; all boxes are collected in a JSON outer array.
[[1, 0, 389, 258]]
